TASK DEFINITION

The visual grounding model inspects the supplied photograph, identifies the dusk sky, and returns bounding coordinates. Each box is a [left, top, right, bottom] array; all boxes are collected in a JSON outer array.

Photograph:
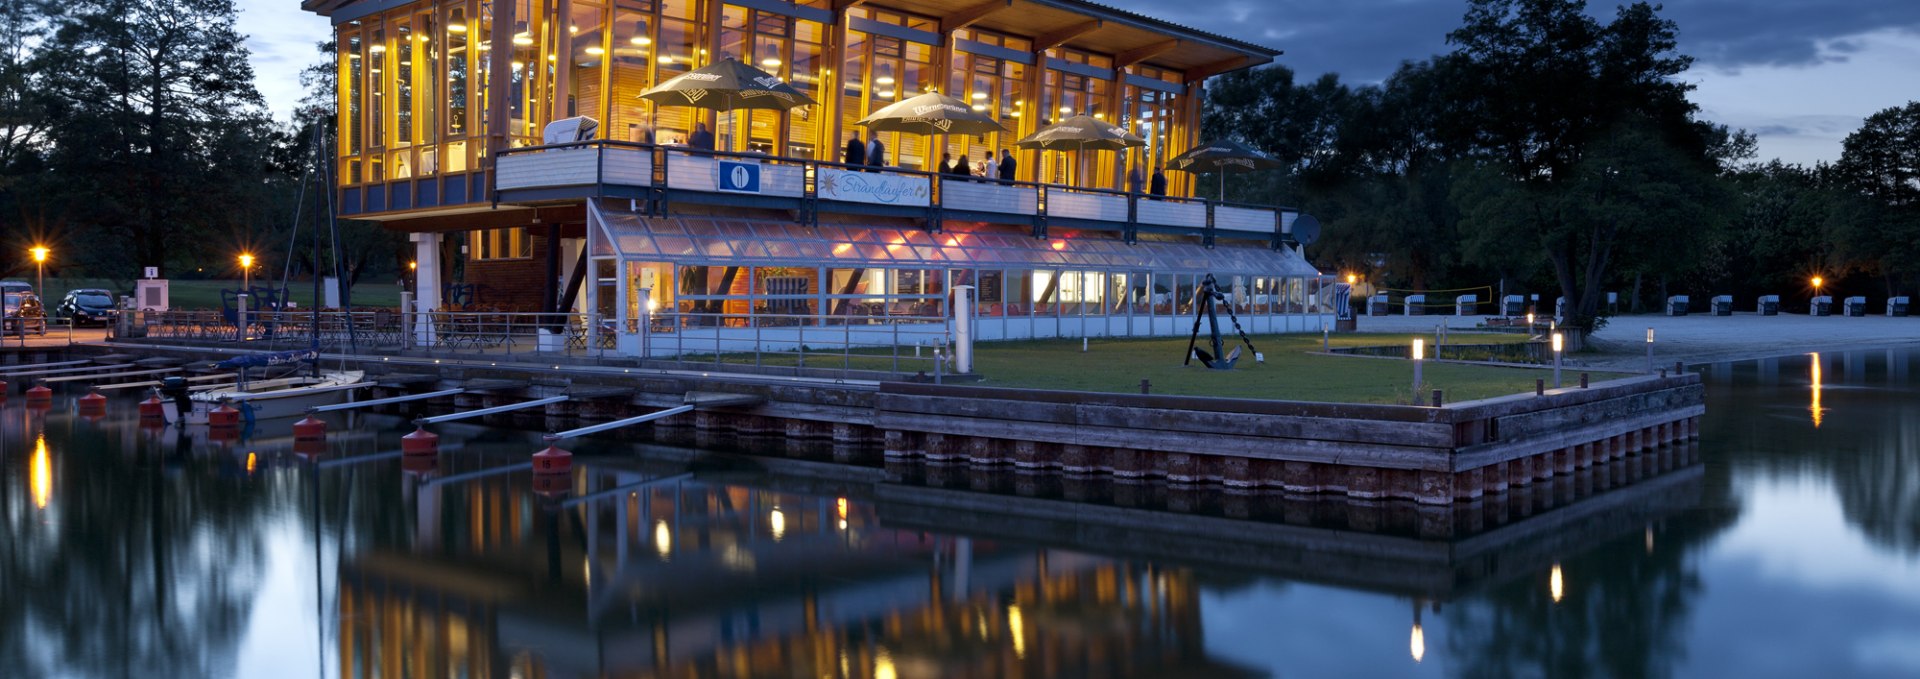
[[240, 0, 1920, 166]]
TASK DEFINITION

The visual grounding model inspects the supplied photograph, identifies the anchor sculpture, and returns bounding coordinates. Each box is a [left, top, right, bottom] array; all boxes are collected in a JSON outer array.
[[1182, 273, 1263, 370]]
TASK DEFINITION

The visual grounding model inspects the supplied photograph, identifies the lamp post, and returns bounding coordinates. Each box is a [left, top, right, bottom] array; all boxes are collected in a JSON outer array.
[[29, 246, 47, 296], [1646, 327, 1655, 374], [1411, 337, 1425, 402], [1552, 331, 1564, 388], [1811, 275, 1824, 314], [239, 253, 255, 290]]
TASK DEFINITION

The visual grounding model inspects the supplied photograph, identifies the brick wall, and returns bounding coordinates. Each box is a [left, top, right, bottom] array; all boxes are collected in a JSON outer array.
[[462, 233, 553, 311]]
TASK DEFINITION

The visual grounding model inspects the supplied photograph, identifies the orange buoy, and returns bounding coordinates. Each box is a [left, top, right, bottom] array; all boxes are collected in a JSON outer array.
[[138, 393, 165, 419], [292, 415, 327, 441], [401, 425, 439, 455], [26, 384, 53, 405], [532, 439, 572, 474], [209, 402, 241, 428], [209, 424, 240, 442], [77, 389, 107, 414]]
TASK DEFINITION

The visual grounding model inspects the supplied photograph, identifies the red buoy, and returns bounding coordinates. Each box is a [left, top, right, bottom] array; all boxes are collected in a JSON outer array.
[[209, 402, 241, 428], [532, 473, 571, 497], [77, 389, 107, 414], [532, 439, 573, 474], [138, 394, 165, 419], [401, 454, 437, 474], [26, 384, 53, 405], [293, 415, 327, 441], [293, 438, 327, 459], [401, 425, 440, 455], [209, 425, 240, 442]]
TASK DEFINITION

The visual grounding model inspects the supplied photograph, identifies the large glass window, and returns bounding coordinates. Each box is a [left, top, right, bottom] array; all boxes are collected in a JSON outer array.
[[470, 228, 532, 260]]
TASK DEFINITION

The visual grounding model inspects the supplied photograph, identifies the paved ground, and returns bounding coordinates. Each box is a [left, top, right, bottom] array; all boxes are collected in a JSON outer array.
[[1348, 312, 1920, 369], [0, 326, 111, 349]]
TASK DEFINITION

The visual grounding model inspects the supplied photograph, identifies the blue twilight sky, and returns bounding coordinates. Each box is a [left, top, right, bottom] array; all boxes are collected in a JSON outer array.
[[237, 0, 1920, 166]]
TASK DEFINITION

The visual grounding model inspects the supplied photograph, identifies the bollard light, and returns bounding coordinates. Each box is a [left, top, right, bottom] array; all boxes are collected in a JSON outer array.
[[1646, 327, 1656, 373], [1551, 332, 1564, 388], [1411, 337, 1426, 403]]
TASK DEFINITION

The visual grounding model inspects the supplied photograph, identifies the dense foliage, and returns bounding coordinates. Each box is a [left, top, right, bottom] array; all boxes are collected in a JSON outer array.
[[1202, 0, 1919, 330], [0, 0, 398, 291]]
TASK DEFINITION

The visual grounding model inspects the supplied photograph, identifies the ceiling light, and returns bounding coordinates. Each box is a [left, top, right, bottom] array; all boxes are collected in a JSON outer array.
[[585, 46, 604, 55], [449, 23, 467, 33], [657, 55, 673, 63], [761, 57, 780, 67], [971, 91, 987, 100], [631, 36, 651, 45]]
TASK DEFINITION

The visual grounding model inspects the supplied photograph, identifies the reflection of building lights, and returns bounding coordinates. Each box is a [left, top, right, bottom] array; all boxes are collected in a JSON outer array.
[[1008, 605, 1026, 658], [832, 243, 852, 255], [246, 452, 257, 475], [769, 508, 786, 541], [1810, 352, 1823, 428], [836, 496, 848, 519], [875, 647, 897, 679], [1550, 563, 1564, 603], [1645, 525, 1655, 554], [1050, 240, 1066, 251], [1411, 623, 1425, 662], [31, 435, 51, 510], [653, 520, 672, 557], [838, 519, 848, 530]]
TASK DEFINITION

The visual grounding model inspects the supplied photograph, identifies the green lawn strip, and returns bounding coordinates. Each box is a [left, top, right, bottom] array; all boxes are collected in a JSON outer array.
[[968, 333, 1617, 404], [19, 278, 402, 310]]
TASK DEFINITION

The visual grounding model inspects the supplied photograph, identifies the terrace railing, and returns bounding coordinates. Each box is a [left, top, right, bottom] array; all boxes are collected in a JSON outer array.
[[492, 141, 1298, 246]]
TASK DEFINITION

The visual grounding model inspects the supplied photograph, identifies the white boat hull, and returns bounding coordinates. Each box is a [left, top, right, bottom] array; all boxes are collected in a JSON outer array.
[[168, 371, 367, 425]]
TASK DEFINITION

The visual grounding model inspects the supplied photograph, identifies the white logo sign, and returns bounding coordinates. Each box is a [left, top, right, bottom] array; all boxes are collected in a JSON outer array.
[[816, 169, 930, 207]]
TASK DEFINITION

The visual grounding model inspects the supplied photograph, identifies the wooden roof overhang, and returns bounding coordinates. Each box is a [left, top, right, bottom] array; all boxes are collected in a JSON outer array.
[[302, 0, 1281, 81]]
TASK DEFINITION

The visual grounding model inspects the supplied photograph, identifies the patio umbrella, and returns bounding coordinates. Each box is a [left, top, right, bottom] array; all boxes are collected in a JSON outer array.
[[855, 91, 1008, 170], [1014, 114, 1145, 187], [638, 55, 817, 150], [1166, 138, 1283, 201]]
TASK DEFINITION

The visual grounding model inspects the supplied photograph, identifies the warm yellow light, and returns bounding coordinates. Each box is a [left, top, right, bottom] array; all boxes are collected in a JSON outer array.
[[875, 75, 895, 85], [1551, 332, 1564, 353], [832, 243, 852, 255], [874, 648, 897, 679], [1811, 276, 1824, 288], [1059, 105, 1073, 114], [408, 260, 418, 270], [1810, 351, 1823, 428], [31, 435, 51, 510], [246, 452, 257, 475], [1008, 605, 1026, 658], [512, 60, 526, 69], [585, 46, 604, 55], [1410, 623, 1425, 663], [971, 91, 987, 100], [369, 43, 387, 54], [631, 36, 651, 45], [1412, 338, 1425, 361], [1526, 312, 1535, 326], [238, 253, 254, 269], [30, 246, 48, 263], [971, 104, 987, 111], [1050, 240, 1066, 251], [653, 520, 672, 557], [1346, 273, 1356, 285], [761, 57, 780, 67], [769, 508, 786, 541], [645, 299, 657, 312], [1550, 563, 1564, 603], [449, 22, 467, 33], [836, 496, 848, 520], [656, 55, 672, 64], [513, 34, 533, 46]]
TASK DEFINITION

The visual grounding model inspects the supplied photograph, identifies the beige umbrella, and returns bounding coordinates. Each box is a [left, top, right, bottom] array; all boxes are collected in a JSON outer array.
[[1014, 114, 1145, 186], [638, 55, 817, 150], [856, 92, 1007, 170]]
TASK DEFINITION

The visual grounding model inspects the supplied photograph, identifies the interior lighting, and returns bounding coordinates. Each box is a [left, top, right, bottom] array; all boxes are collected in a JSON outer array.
[[972, 91, 988, 100], [585, 46, 604, 55], [631, 36, 651, 45], [1050, 240, 1066, 251], [761, 57, 781, 67], [657, 55, 673, 64], [513, 33, 533, 46], [449, 22, 467, 32], [370, 44, 387, 54]]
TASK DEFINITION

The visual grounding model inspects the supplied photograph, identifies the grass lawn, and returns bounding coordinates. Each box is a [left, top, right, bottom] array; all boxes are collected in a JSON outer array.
[[969, 332, 1619, 404], [15, 277, 403, 310]]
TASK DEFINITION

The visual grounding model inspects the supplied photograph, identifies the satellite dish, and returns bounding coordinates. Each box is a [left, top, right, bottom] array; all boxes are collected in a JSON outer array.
[[1289, 213, 1321, 246]]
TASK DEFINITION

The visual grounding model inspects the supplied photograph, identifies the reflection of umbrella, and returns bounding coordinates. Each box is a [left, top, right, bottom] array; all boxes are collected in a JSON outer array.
[[638, 55, 816, 149], [1166, 139, 1283, 201], [856, 92, 1007, 170], [1015, 114, 1145, 187]]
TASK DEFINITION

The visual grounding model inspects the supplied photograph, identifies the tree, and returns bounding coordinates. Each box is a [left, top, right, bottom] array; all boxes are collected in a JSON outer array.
[[36, 0, 273, 278], [1441, 0, 1712, 330], [1832, 102, 1920, 294], [0, 0, 55, 278]]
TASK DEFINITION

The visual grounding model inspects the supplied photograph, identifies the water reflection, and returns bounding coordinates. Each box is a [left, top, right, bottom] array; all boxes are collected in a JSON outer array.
[[9, 346, 1920, 676]]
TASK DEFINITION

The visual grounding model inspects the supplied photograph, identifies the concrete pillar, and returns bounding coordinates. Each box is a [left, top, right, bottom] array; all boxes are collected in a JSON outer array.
[[410, 232, 443, 346]]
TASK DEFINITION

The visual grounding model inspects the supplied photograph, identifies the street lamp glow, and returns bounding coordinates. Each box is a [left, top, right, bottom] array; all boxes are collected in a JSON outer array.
[[1412, 337, 1425, 361], [1552, 332, 1563, 353], [1346, 273, 1357, 285], [30, 245, 48, 263], [238, 253, 255, 290], [1811, 276, 1824, 289]]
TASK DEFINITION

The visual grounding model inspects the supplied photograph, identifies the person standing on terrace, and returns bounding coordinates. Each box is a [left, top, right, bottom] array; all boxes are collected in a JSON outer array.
[[998, 149, 1017, 182], [688, 122, 715, 151], [866, 135, 887, 169], [843, 133, 866, 166]]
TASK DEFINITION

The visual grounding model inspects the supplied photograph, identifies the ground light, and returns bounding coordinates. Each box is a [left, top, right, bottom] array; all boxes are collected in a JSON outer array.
[[1646, 327, 1655, 373], [1411, 337, 1425, 402], [1552, 332, 1564, 387]]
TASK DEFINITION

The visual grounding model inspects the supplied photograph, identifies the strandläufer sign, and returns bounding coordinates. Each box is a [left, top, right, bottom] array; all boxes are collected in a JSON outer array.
[[817, 169, 930, 207]]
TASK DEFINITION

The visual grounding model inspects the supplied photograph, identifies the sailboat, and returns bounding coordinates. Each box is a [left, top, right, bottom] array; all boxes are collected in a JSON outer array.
[[158, 124, 370, 425], [158, 349, 365, 425]]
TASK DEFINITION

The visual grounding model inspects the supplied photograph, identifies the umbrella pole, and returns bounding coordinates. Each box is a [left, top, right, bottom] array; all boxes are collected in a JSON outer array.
[[1219, 171, 1225, 202]]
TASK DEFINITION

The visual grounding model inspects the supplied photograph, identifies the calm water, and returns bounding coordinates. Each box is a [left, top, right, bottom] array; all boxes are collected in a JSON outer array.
[[3, 349, 1918, 678]]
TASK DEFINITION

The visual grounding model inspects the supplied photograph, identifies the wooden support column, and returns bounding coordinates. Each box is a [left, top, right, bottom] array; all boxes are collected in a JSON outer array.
[[486, 0, 517, 162]]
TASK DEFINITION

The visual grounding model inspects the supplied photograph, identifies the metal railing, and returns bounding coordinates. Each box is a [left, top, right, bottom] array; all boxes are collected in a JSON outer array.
[[123, 308, 955, 378], [492, 141, 1299, 245]]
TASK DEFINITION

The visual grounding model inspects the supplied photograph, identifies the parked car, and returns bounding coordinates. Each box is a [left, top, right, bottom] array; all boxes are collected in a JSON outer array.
[[3, 291, 47, 335], [57, 288, 119, 326]]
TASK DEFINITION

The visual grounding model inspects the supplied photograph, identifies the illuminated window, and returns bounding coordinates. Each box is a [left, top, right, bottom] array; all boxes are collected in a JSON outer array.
[[470, 228, 533, 260]]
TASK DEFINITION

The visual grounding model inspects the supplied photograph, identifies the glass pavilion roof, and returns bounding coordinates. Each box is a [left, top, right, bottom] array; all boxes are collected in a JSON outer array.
[[592, 205, 1321, 277]]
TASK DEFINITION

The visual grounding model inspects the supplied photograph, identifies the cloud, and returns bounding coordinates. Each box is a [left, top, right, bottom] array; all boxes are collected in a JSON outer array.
[[1097, 0, 1920, 81]]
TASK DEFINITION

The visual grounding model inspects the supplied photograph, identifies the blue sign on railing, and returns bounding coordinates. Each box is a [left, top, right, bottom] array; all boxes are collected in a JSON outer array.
[[718, 160, 761, 194]]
